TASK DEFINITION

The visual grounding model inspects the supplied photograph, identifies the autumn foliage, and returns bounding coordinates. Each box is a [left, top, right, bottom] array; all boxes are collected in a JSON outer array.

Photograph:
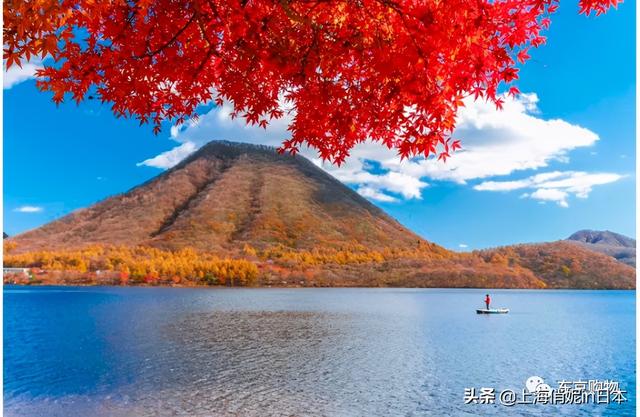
[[4, 241, 635, 289], [5, 245, 259, 286], [4, 0, 620, 163]]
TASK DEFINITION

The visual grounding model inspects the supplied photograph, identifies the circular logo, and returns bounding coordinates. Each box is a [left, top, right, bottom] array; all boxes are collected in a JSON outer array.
[[536, 383, 552, 393], [525, 376, 545, 393]]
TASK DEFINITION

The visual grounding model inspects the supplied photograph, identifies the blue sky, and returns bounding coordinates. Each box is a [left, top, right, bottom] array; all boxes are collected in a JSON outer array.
[[3, 1, 636, 250]]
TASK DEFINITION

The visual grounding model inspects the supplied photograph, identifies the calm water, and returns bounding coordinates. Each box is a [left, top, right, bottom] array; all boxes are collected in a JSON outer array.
[[4, 286, 636, 417]]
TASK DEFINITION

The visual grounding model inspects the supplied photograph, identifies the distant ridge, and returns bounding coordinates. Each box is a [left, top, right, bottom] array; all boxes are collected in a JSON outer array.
[[566, 230, 635, 267], [478, 240, 634, 289], [568, 230, 635, 248]]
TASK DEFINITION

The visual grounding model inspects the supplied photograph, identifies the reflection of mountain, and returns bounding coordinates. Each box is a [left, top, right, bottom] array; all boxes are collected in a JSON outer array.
[[5, 141, 636, 289], [566, 230, 636, 267]]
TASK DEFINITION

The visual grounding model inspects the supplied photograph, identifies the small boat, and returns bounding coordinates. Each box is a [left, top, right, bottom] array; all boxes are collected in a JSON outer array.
[[476, 308, 509, 314]]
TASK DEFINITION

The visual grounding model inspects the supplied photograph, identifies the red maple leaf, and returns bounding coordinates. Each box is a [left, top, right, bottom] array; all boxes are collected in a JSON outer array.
[[4, 0, 622, 163]]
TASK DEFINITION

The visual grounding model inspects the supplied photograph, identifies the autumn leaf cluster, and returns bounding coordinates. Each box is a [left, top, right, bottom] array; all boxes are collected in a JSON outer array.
[[4, 0, 620, 163]]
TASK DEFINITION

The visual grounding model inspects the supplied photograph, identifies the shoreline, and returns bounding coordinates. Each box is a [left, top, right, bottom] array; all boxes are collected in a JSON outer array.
[[3, 283, 636, 291]]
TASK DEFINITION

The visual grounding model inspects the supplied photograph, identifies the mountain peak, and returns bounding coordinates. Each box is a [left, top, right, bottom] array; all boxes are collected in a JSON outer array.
[[11, 140, 425, 254], [178, 140, 282, 164], [566, 229, 635, 267], [567, 229, 635, 248]]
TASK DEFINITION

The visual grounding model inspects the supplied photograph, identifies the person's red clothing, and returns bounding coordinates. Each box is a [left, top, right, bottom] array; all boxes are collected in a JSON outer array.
[[485, 295, 491, 309]]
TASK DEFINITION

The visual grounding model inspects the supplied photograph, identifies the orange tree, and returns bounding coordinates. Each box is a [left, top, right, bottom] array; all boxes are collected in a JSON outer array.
[[4, 0, 620, 163]]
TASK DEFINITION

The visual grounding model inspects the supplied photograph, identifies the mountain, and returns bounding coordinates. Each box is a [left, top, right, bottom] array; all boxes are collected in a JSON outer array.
[[11, 141, 424, 254], [566, 230, 635, 267], [3, 232, 7, 239], [5, 141, 635, 289], [568, 230, 635, 247], [477, 241, 635, 289]]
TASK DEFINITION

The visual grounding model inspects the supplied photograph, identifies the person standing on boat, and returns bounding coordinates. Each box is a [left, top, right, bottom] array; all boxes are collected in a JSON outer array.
[[484, 294, 491, 310]]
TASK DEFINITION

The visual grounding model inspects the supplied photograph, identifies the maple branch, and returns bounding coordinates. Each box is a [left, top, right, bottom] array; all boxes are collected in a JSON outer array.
[[279, 0, 308, 24], [299, 26, 319, 81], [372, 0, 427, 61], [138, 12, 197, 59], [193, 46, 218, 80], [196, 17, 221, 57]]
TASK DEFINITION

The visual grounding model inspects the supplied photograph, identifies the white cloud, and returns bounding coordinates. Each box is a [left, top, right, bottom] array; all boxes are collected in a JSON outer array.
[[529, 189, 570, 208], [326, 167, 428, 200], [458, 243, 469, 248], [357, 186, 397, 202], [137, 142, 197, 169], [474, 179, 530, 192], [475, 171, 623, 207], [380, 93, 599, 184], [4, 59, 42, 89], [163, 100, 294, 147], [14, 206, 43, 213], [138, 92, 618, 205]]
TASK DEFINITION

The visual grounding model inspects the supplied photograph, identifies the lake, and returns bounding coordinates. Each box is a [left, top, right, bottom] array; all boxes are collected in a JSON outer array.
[[3, 286, 635, 416]]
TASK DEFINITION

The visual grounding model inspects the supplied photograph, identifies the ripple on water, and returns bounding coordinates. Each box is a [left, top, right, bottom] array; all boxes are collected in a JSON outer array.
[[4, 288, 635, 417]]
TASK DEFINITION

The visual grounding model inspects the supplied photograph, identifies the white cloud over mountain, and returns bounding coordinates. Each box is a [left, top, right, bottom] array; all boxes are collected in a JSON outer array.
[[138, 92, 621, 206], [4, 59, 42, 89], [137, 141, 197, 169]]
